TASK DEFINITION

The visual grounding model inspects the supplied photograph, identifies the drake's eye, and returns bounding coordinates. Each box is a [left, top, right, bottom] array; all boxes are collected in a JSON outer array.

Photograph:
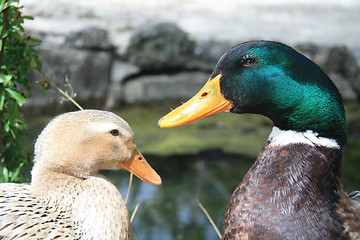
[[110, 129, 119, 136], [243, 58, 257, 67]]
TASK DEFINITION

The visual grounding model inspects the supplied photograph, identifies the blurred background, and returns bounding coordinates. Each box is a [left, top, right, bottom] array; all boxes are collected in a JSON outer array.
[[17, 0, 360, 239]]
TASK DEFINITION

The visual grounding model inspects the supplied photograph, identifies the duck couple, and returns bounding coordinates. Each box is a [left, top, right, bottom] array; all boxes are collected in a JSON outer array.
[[0, 41, 359, 239]]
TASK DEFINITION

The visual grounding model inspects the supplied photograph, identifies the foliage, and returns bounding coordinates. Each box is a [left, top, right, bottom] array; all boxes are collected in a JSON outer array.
[[0, 0, 42, 182]]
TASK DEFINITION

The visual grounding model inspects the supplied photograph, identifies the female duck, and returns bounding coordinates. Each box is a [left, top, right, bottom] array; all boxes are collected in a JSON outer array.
[[159, 41, 360, 239], [0, 110, 161, 239]]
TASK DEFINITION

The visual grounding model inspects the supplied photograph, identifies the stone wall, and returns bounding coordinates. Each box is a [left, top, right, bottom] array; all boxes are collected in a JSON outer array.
[[25, 22, 360, 111]]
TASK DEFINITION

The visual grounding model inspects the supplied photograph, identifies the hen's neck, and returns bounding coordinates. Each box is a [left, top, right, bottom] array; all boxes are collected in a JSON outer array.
[[31, 171, 130, 239]]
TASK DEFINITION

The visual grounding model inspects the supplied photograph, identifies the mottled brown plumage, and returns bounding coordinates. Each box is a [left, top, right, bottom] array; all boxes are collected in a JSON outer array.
[[222, 142, 360, 240]]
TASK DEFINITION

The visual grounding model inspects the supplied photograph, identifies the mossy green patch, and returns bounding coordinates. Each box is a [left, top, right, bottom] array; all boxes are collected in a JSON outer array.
[[114, 105, 272, 156]]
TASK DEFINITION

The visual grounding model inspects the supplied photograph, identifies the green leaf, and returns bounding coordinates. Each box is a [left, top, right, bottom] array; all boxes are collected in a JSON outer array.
[[5, 88, 26, 106], [0, 0, 42, 183], [9, 128, 15, 139], [0, 74, 13, 86], [0, 1, 11, 13], [3, 122, 9, 132], [30, 58, 37, 69], [1, 30, 9, 39], [10, 162, 24, 182], [2, 166, 9, 183], [8, 30, 23, 42], [23, 15, 34, 20], [0, 91, 5, 110]]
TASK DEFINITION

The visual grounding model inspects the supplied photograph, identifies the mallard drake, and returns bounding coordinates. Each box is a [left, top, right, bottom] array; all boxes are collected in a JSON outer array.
[[159, 41, 360, 239], [0, 110, 161, 239]]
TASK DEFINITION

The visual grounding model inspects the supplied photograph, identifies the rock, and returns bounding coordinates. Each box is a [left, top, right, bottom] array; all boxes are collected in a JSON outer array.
[[185, 40, 234, 71], [295, 43, 321, 61], [125, 23, 234, 72], [349, 48, 360, 97], [324, 46, 358, 78], [104, 60, 140, 110], [122, 71, 211, 104], [25, 44, 112, 109], [65, 27, 113, 50], [24, 24, 360, 111], [125, 22, 195, 71], [297, 43, 360, 101], [110, 60, 140, 84], [329, 73, 358, 101], [323, 46, 360, 101]]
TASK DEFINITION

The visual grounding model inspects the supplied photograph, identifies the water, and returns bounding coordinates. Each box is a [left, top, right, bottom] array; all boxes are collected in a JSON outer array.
[[103, 150, 252, 240]]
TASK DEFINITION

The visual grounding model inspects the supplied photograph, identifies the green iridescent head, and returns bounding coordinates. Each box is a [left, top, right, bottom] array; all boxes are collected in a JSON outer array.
[[211, 41, 347, 145]]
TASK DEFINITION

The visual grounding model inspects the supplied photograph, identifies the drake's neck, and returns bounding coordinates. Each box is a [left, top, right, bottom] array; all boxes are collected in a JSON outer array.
[[249, 127, 344, 198], [268, 126, 340, 149]]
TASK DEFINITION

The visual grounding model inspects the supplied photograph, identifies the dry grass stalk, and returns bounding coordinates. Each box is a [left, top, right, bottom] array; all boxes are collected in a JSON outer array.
[[130, 203, 140, 240], [125, 172, 134, 204], [50, 76, 83, 110], [130, 203, 140, 223], [196, 199, 221, 239]]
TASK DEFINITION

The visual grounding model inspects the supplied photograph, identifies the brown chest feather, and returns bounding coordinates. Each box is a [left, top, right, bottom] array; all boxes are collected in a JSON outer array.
[[222, 143, 360, 240]]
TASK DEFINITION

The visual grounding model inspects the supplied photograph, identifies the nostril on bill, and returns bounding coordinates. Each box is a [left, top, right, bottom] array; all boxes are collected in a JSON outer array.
[[200, 92, 209, 98]]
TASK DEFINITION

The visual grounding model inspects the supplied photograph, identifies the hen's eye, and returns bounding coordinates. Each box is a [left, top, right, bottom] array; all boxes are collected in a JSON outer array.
[[110, 129, 119, 136]]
